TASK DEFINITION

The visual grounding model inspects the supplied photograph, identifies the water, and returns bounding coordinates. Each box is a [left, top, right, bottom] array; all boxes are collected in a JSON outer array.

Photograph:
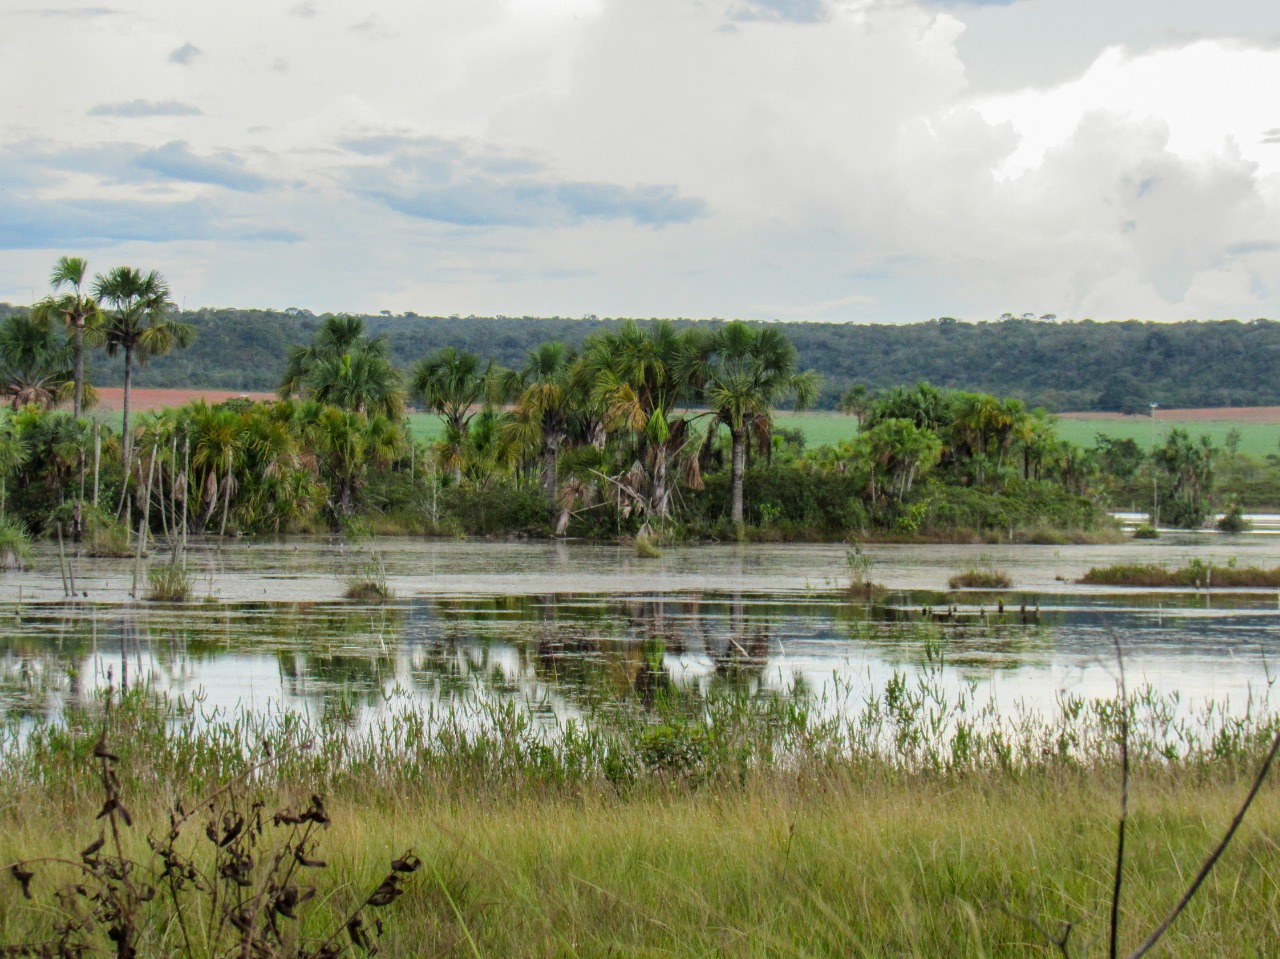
[[2, 536, 1280, 726]]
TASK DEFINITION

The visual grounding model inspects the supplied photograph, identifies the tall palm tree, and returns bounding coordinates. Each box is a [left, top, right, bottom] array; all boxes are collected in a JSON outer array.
[[837, 384, 872, 427], [94, 267, 195, 474], [33, 256, 101, 417], [683, 322, 820, 530]]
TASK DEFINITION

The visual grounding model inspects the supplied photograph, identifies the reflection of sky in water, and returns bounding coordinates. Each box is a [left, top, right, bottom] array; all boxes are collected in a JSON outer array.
[[2, 585, 1280, 734], [2, 535, 1280, 733]]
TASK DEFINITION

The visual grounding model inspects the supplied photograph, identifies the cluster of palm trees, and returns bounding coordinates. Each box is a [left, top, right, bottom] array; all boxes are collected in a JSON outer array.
[[401, 317, 820, 533]]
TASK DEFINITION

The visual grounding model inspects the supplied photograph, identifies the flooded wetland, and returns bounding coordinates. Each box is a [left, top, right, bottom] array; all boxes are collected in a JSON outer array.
[[3, 535, 1280, 732]]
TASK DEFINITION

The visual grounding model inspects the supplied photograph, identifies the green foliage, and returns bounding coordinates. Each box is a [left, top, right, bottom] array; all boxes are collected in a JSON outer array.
[[1216, 497, 1251, 533], [146, 562, 193, 601], [438, 482, 551, 536], [80, 504, 131, 557], [0, 514, 32, 569]]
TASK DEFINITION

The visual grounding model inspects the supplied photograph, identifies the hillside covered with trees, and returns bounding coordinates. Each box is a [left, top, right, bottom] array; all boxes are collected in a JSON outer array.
[[0, 304, 1274, 411]]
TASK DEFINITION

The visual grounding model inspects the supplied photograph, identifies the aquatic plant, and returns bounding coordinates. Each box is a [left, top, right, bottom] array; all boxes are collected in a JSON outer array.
[[948, 558, 1012, 589], [145, 561, 193, 602]]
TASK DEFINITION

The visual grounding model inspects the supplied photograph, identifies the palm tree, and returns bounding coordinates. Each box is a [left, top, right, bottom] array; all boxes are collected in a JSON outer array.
[[279, 314, 404, 419], [505, 342, 579, 513], [683, 322, 820, 530], [837, 384, 872, 427], [0, 313, 76, 410], [410, 347, 498, 482], [94, 267, 195, 474], [580, 320, 700, 521], [33, 257, 101, 418]]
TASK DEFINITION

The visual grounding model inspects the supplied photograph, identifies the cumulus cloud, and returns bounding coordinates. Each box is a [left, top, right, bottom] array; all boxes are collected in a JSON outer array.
[[88, 99, 202, 117], [0, 193, 296, 249], [24, 7, 119, 18], [350, 14, 394, 40], [3, 0, 1280, 321]]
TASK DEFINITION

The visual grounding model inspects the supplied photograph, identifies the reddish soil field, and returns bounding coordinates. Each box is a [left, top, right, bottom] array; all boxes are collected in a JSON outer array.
[[94, 388, 276, 412], [1059, 406, 1280, 423]]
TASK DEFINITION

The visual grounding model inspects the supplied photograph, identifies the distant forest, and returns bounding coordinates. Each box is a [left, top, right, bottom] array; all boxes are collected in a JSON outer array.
[[2, 303, 1274, 412]]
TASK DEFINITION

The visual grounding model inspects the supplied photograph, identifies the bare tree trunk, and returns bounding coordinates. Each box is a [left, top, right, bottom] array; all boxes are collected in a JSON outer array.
[[121, 347, 134, 474], [92, 422, 100, 509]]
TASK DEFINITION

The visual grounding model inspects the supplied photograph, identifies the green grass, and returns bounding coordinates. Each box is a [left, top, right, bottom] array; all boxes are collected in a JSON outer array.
[[3, 682, 1280, 958], [1056, 416, 1280, 458]]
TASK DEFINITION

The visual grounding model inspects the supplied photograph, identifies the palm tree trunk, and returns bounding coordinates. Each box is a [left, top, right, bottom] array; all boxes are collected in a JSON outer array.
[[543, 441, 558, 515], [72, 321, 85, 419], [219, 454, 234, 537], [652, 443, 669, 520], [730, 426, 746, 530], [121, 347, 134, 474]]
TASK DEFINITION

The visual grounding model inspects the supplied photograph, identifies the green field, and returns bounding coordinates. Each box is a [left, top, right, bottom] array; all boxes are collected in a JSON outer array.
[[1055, 417, 1280, 458], [408, 410, 1280, 457]]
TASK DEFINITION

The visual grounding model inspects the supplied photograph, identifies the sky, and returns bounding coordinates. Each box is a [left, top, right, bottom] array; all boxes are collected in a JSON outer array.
[[1, 0, 1279, 323]]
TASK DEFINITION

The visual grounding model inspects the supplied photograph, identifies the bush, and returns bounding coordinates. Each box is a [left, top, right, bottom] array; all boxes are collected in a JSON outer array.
[[438, 483, 550, 536], [1216, 499, 1251, 533], [0, 515, 32, 570]]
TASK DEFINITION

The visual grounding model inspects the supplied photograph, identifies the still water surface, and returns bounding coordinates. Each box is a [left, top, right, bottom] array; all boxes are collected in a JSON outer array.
[[1, 537, 1279, 725]]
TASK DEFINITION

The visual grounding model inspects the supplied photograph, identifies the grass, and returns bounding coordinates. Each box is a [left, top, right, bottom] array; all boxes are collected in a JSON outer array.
[[948, 559, 1013, 589], [1056, 416, 1280, 458], [144, 562, 193, 601], [1080, 561, 1280, 588], [2, 684, 1280, 957], [0, 517, 31, 570]]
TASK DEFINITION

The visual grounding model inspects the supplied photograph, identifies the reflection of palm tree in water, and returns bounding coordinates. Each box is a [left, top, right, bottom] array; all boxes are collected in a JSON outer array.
[[708, 592, 771, 687]]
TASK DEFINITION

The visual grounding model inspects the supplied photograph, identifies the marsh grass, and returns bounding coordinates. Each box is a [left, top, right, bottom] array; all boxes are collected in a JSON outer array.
[[3, 680, 1280, 957], [0, 517, 31, 570], [948, 558, 1013, 590], [79, 506, 132, 558], [343, 547, 392, 601], [1081, 560, 1280, 588], [145, 562, 193, 602]]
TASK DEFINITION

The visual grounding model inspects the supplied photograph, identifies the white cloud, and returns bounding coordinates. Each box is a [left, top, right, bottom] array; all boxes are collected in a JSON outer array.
[[1, 0, 1279, 324]]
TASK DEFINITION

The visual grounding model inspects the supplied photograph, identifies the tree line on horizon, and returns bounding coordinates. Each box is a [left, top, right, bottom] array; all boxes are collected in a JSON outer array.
[[1, 300, 1278, 413]]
